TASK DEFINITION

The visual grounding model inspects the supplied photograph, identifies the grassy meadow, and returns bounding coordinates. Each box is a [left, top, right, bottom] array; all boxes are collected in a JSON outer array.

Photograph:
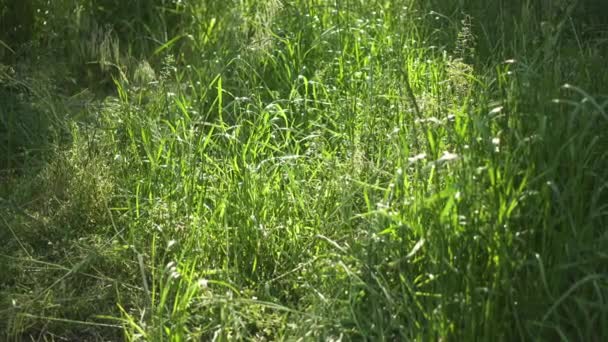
[[1, 0, 607, 340]]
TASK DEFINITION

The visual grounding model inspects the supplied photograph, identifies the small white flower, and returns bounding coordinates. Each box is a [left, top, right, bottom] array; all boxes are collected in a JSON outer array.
[[408, 153, 427, 163], [437, 151, 459, 163], [489, 106, 503, 115], [492, 137, 501, 152]]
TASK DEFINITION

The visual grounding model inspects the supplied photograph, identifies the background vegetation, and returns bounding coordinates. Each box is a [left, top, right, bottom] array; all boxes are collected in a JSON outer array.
[[1, 0, 607, 340]]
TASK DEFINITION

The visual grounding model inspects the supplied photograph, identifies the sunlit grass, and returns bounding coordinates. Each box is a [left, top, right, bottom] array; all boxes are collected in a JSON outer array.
[[1, 0, 607, 340]]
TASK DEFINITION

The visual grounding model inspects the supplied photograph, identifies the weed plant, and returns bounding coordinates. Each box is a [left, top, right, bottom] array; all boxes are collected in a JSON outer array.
[[1, 0, 607, 340]]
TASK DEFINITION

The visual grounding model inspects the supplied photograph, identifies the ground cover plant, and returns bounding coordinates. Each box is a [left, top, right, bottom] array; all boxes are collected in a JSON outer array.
[[1, 0, 607, 340]]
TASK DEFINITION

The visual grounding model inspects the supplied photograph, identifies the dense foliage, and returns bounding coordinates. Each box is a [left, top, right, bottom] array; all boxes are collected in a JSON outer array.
[[1, 0, 607, 340]]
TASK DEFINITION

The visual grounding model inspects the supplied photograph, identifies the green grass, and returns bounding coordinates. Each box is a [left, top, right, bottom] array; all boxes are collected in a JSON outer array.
[[1, 0, 607, 340]]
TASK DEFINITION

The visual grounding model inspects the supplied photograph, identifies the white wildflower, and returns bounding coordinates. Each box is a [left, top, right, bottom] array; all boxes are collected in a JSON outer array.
[[408, 153, 427, 163], [437, 151, 459, 163]]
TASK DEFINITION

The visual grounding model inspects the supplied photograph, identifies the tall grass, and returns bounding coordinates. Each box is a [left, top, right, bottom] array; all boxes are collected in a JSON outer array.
[[1, 0, 607, 340]]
